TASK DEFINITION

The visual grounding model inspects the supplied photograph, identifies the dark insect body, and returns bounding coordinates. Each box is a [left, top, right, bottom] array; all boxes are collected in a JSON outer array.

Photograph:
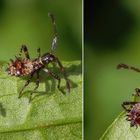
[[7, 13, 70, 102], [117, 63, 140, 127]]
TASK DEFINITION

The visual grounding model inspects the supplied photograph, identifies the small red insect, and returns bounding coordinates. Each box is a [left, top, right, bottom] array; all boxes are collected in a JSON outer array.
[[7, 13, 70, 102]]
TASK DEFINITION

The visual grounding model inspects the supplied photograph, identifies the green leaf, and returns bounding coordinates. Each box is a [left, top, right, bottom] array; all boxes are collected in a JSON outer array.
[[0, 61, 82, 140], [100, 112, 140, 140]]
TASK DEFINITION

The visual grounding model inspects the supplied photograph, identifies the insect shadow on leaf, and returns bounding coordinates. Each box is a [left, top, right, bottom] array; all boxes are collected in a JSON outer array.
[[0, 103, 6, 117], [31, 62, 81, 101]]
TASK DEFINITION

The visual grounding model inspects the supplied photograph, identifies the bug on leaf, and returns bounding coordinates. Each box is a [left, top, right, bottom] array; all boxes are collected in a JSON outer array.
[[117, 63, 140, 127], [122, 88, 140, 128], [7, 13, 70, 102]]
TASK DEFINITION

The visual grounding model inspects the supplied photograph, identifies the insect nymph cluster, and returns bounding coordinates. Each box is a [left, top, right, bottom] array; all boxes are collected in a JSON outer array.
[[117, 63, 140, 127], [7, 13, 70, 102]]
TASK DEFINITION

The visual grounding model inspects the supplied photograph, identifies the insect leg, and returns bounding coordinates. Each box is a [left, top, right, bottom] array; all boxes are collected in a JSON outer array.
[[43, 68, 63, 93], [29, 71, 40, 103], [55, 57, 70, 92], [18, 73, 34, 98], [134, 88, 140, 96], [19, 45, 30, 59], [117, 63, 140, 73], [122, 101, 137, 111]]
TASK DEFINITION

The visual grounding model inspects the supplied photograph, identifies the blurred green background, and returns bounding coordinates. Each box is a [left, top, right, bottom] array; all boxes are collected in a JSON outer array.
[[0, 0, 82, 61], [85, 0, 140, 140]]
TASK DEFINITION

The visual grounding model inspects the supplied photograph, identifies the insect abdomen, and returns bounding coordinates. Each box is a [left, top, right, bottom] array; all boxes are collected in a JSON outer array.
[[7, 59, 34, 76]]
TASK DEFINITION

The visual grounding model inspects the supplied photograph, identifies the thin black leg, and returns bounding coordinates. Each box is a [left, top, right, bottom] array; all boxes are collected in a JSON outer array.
[[134, 88, 140, 96], [43, 68, 64, 93], [29, 71, 40, 102], [122, 101, 138, 111], [18, 73, 34, 98], [19, 45, 30, 59], [55, 57, 70, 92]]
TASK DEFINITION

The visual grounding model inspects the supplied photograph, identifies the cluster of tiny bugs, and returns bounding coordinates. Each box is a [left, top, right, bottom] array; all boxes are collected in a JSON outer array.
[[117, 63, 140, 127], [7, 13, 70, 102]]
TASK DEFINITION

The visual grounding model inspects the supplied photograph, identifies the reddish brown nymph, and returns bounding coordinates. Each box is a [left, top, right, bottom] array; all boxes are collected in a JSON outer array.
[[7, 13, 70, 102]]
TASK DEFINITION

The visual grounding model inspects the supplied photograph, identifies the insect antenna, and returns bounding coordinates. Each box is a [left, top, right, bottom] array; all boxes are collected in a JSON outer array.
[[48, 13, 58, 53], [117, 63, 140, 73]]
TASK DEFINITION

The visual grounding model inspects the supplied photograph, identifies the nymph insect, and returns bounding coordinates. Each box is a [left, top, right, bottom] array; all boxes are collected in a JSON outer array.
[[7, 13, 70, 102], [117, 63, 140, 127], [122, 88, 140, 128]]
